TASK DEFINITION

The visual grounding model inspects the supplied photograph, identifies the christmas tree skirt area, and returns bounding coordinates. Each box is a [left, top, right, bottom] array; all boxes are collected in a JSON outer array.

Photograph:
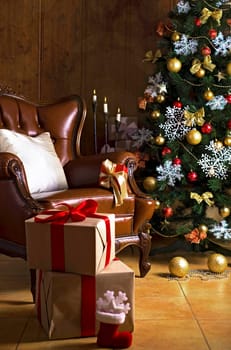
[[150, 233, 231, 257]]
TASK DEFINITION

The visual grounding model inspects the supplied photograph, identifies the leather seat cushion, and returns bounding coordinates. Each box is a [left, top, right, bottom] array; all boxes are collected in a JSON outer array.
[[37, 187, 135, 215]]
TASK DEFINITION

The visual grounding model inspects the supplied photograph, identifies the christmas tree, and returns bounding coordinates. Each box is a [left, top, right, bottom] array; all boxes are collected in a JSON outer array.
[[135, 0, 231, 248]]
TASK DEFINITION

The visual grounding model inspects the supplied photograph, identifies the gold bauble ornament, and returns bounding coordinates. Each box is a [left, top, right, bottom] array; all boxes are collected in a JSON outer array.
[[168, 257, 189, 278], [214, 139, 223, 150], [219, 206, 230, 218], [186, 129, 202, 145], [207, 253, 228, 274], [167, 57, 182, 73], [154, 199, 161, 209], [224, 136, 231, 146], [143, 176, 157, 192], [198, 224, 208, 233], [227, 61, 231, 76], [156, 94, 165, 103], [151, 110, 161, 119], [203, 88, 214, 101], [195, 68, 206, 78], [155, 134, 165, 145], [171, 31, 180, 41]]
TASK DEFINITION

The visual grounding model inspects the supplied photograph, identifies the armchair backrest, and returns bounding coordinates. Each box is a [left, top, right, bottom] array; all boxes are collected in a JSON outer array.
[[0, 94, 87, 165]]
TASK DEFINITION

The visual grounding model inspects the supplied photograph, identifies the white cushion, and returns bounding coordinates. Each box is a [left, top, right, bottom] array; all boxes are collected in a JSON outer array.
[[0, 129, 68, 194]]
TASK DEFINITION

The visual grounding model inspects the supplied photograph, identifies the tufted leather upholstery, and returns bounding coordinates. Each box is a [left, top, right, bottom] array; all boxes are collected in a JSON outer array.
[[0, 94, 155, 290]]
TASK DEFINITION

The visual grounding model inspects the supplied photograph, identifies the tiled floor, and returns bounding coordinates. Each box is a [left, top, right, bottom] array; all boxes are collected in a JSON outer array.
[[1, 238, 231, 350]]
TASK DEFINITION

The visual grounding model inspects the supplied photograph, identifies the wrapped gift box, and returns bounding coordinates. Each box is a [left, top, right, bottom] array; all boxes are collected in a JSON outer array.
[[25, 213, 115, 276], [36, 259, 134, 339]]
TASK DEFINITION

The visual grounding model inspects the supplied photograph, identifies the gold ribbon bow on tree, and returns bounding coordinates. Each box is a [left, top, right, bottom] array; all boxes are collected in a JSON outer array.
[[190, 56, 216, 74], [200, 7, 223, 25], [190, 192, 214, 206], [184, 107, 205, 127], [143, 49, 162, 63], [99, 159, 129, 207]]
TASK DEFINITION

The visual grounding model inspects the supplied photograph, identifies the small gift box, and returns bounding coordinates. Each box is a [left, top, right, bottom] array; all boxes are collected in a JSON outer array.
[[36, 259, 134, 339], [99, 159, 128, 206], [25, 200, 115, 276]]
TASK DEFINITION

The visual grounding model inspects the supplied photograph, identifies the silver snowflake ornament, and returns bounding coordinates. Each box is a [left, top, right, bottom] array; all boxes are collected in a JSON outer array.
[[212, 32, 231, 56], [156, 160, 184, 186], [131, 127, 153, 148], [173, 34, 198, 56], [145, 73, 167, 97], [210, 220, 231, 240], [206, 95, 228, 110], [198, 140, 231, 179], [176, 1, 191, 13], [160, 106, 191, 141]]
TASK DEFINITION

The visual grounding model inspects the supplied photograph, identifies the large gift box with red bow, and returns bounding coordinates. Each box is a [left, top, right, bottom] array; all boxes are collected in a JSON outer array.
[[36, 259, 134, 339], [25, 200, 115, 276]]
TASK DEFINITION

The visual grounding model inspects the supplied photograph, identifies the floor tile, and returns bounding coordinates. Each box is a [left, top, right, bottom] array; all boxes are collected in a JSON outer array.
[[199, 320, 231, 350], [130, 319, 209, 350]]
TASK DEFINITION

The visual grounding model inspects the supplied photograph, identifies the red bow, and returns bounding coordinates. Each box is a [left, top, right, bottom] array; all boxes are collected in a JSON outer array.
[[34, 199, 98, 223]]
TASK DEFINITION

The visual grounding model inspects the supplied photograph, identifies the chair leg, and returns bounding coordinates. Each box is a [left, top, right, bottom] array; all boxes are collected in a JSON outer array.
[[138, 231, 151, 277], [30, 268, 36, 303], [115, 231, 151, 277]]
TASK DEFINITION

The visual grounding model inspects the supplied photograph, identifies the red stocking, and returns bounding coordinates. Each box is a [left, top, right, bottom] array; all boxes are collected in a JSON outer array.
[[97, 321, 132, 349]]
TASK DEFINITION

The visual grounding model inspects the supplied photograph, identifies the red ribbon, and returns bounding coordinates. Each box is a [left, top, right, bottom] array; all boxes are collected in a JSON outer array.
[[81, 275, 96, 336], [34, 199, 112, 272], [36, 271, 96, 337]]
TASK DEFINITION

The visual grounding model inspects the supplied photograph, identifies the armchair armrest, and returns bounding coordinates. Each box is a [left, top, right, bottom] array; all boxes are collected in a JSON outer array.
[[0, 152, 41, 211], [64, 151, 151, 199]]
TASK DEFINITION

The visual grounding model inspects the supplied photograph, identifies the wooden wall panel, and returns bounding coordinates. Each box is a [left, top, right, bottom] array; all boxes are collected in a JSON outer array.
[[40, 0, 84, 101], [0, 0, 177, 154], [0, 0, 40, 100]]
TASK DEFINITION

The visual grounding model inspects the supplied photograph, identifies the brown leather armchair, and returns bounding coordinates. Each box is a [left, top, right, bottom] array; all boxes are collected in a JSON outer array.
[[0, 93, 155, 297]]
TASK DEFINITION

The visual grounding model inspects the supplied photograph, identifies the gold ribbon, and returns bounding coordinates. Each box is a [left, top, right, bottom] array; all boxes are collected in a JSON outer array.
[[184, 107, 205, 127], [190, 192, 214, 206], [200, 8, 223, 25], [99, 159, 128, 207], [190, 56, 216, 74], [143, 49, 162, 63]]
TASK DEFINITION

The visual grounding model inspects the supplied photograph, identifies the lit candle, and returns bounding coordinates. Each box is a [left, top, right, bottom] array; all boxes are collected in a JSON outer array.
[[116, 107, 121, 122], [93, 89, 97, 103], [104, 97, 108, 114]]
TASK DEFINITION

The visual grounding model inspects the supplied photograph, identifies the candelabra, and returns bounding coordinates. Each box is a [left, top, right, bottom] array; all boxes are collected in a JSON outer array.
[[115, 119, 121, 151], [115, 107, 121, 152], [92, 90, 97, 154], [103, 97, 109, 154]]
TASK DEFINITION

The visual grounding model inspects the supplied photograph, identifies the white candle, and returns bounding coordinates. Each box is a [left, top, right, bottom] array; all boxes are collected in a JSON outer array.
[[93, 89, 97, 103], [116, 107, 121, 122], [104, 97, 108, 114]]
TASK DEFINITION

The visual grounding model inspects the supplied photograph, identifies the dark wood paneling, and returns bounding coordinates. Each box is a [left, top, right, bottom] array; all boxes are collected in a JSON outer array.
[[40, 0, 84, 101], [0, 0, 176, 153], [0, 0, 40, 100]]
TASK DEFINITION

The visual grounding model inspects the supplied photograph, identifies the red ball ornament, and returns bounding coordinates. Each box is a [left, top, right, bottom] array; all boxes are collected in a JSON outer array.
[[172, 157, 182, 165], [208, 29, 217, 39], [162, 146, 172, 156], [225, 94, 231, 104], [201, 122, 213, 134], [162, 206, 173, 218], [187, 170, 198, 182], [227, 119, 231, 129], [173, 100, 182, 108], [194, 17, 201, 26], [201, 46, 211, 56]]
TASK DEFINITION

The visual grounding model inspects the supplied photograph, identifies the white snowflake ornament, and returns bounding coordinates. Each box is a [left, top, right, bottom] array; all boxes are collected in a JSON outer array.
[[206, 95, 228, 110], [173, 34, 198, 56], [160, 106, 191, 141], [176, 0, 191, 13], [198, 140, 231, 179], [156, 160, 184, 186], [210, 220, 231, 240]]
